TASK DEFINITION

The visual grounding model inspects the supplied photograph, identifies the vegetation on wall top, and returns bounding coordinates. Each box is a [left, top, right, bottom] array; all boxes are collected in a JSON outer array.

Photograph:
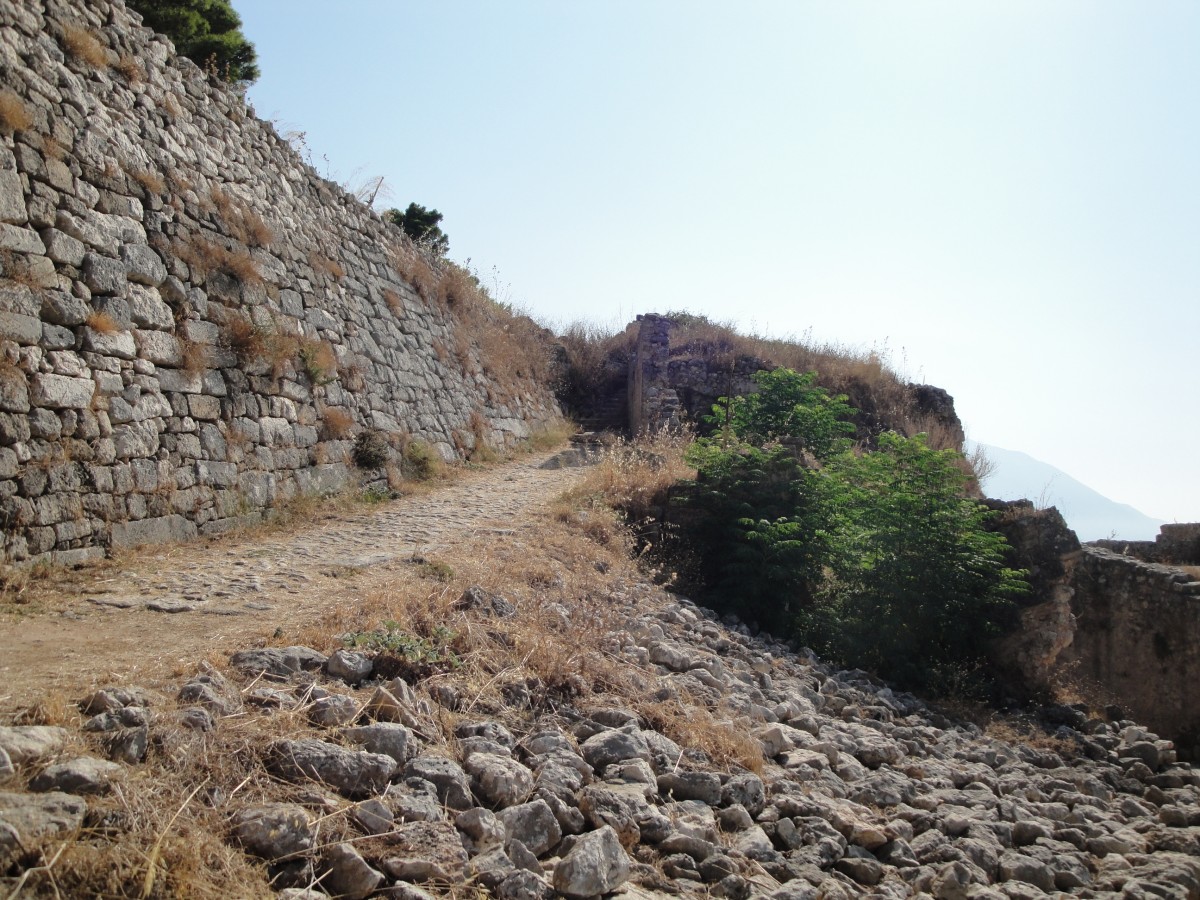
[[127, 0, 259, 84]]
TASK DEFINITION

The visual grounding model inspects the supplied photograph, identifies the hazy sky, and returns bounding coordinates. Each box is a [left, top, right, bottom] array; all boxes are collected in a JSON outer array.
[[235, 1, 1199, 524]]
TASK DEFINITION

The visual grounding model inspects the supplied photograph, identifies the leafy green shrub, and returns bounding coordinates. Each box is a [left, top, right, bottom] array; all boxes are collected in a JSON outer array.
[[675, 445, 829, 632], [352, 431, 390, 469], [401, 439, 443, 480], [708, 368, 855, 459], [385, 203, 449, 256], [801, 432, 1027, 696]]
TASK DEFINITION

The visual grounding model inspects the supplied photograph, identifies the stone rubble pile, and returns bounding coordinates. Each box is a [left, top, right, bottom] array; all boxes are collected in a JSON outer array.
[[3, 584, 1200, 897]]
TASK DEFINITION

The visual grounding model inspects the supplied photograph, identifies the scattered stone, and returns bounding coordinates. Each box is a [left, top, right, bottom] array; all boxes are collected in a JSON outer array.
[[0, 726, 69, 766], [29, 756, 122, 795], [230, 804, 314, 860], [380, 821, 469, 882], [553, 825, 631, 897], [0, 791, 87, 863], [405, 756, 474, 811], [497, 799, 562, 857], [319, 842, 384, 900], [326, 649, 374, 685], [230, 646, 328, 680], [268, 739, 395, 799], [342, 723, 413, 764], [455, 585, 516, 618], [349, 798, 394, 835], [465, 752, 535, 809]]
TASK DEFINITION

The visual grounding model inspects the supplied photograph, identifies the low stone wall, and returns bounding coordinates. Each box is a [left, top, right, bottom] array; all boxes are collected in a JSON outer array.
[[0, 1, 560, 565], [1065, 547, 1200, 758]]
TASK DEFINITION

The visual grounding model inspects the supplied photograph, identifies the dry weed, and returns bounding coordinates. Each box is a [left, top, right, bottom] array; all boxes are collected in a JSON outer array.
[[309, 250, 346, 281], [174, 235, 262, 285], [382, 287, 404, 317], [320, 406, 354, 440], [114, 53, 143, 82], [180, 339, 210, 375], [564, 428, 695, 524], [85, 311, 120, 334], [129, 167, 166, 195], [61, 24, 108, 68], [0, 250, 43, 289], [40, 134, 65, 161], [210, 186, 274, 248], [0, 90, 33, 133]]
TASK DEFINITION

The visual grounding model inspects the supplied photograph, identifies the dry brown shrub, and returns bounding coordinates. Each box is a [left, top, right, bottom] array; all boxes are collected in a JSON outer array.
[[210, 187, 274, 248], [61, 25, 109, 68], [299, 338, 338, 384], [382, 287, 405, 317], [0, 90, 33, 133], [40, 135, 65, 160], [309, 249, 346, 281], [564, 428, 695, 525], [162, 91, 182, 119], [321, 406, 354, 439], [390, 241, 439, 301], [129, 167, 165, 195], [636, 698, 765, 773], [180, 339, 210, 375], [220, 311, 266, 360], [85, 311, 120, 334], [174, 235, 262, 285], [114, 53, 143, 82]]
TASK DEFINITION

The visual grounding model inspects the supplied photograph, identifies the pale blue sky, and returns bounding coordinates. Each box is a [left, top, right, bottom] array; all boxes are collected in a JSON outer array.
[[236, 1, 1199, 524]]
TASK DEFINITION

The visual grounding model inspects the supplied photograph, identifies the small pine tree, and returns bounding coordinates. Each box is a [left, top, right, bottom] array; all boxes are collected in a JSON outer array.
[[128, 0, 259, 84], [384, 203, 450, 256]]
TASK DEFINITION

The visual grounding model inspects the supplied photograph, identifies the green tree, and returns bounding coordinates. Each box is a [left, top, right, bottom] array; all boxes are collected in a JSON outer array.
[[128, 0, 259, 84], [677, 445, 830, 632], [707, 368, 855, 460], [803, 432, 1027, 695], [385, 203, 450, 256]]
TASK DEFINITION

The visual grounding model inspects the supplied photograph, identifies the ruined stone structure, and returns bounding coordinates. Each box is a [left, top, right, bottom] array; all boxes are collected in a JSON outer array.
[[0, 0, 560, 565], [1064, 541, 1200, 759]]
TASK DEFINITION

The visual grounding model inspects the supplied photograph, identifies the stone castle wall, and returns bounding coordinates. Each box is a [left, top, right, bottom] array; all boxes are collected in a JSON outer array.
[[1064, 547, 1200, 758], [0, 0, 561, 565]]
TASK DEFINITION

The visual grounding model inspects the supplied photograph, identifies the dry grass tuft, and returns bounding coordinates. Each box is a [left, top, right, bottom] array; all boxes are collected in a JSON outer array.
[[114, 53, 144, 82], [637, 698, 765, 774], [564, 428, 695, 525], [220, 311, 267, 361], [210, 187, 274, 248], [40, 135, 65, 161], [309, 250, 346, 281], [129, 168, 166, 195], [0, 250, 43, 289], [0, 90, 33, 133], [85, 311, 120, 335], [320, 406, 354, 439], [179, 339, 210, 375], [174, 235, 262, 285], [162, 91, 182, 120], [298, 338, 338, 385], [382, 287, 404, 317], [61, 24, 109, 68]]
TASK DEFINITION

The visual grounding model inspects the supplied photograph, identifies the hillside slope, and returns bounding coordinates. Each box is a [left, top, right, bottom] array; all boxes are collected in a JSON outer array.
[[976, 443, 1164, 541]]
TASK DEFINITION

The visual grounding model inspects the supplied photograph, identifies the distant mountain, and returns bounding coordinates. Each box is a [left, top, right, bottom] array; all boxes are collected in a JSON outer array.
[[971, 443, 1165, 542]]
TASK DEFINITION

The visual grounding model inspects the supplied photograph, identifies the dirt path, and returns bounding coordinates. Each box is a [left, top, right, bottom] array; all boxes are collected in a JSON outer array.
[[0, 452, 588, 711]]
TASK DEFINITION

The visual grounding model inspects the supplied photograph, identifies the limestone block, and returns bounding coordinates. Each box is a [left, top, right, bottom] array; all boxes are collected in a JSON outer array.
[[30, 373, 93, 409], [40, 291, 89, 326], [39, 227, 85, 265], [155, 368, 201, 394], [133, 329, 181, 366], [110, 514, 198, 549], [0, 312, 41, 344], [0, 168, 26, 225], [0, 223, 42, 254], [83, 326, 137, 360], [187, 394, 220, 420], [127, 284, 172, 329], [82, 253, 130, 297], [124, 246, 165, 291]]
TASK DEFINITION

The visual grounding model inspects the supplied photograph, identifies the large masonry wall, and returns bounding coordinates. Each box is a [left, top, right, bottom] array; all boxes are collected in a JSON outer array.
[[1066, 547, 1200, 759], [0, 0, 561, 565]]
